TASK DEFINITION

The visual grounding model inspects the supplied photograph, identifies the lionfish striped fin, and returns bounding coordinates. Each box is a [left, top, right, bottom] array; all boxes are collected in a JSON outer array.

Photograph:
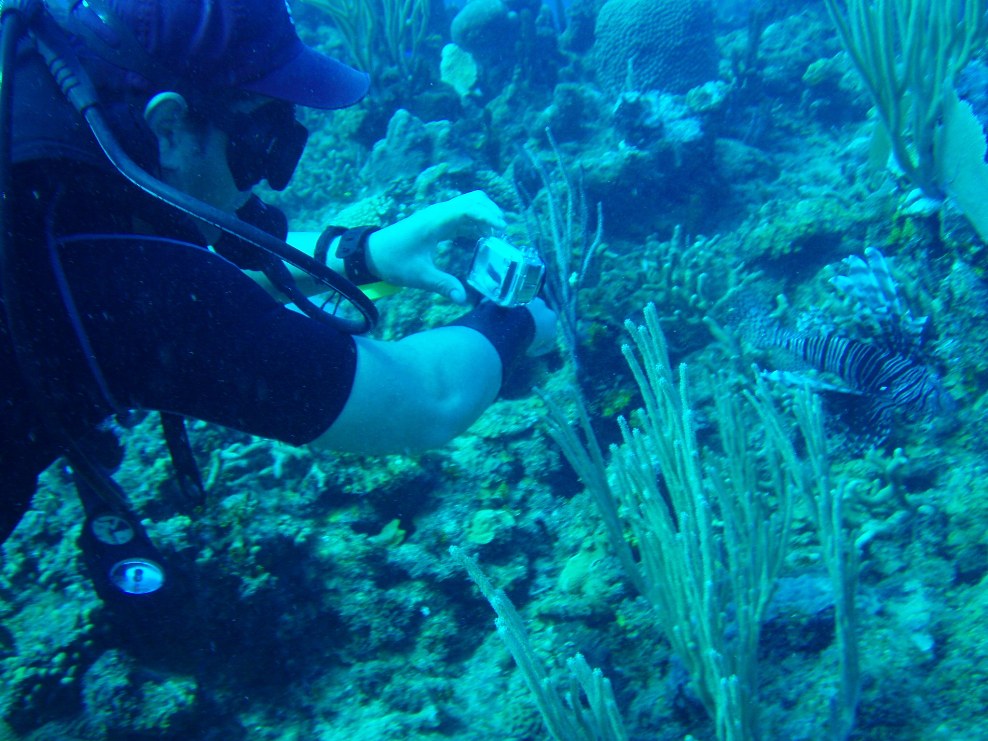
[[830, 247, 928, 355]]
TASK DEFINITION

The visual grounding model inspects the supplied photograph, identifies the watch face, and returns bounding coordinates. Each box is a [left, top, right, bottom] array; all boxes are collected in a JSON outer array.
[[91, 514, 135, 546]]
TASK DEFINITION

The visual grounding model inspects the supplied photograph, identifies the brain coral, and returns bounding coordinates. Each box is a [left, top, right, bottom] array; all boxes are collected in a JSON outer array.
[[593, 0, 717, 95]]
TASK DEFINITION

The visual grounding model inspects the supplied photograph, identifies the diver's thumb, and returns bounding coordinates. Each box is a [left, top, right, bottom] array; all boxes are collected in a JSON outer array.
[[430, 270, 468, 305]]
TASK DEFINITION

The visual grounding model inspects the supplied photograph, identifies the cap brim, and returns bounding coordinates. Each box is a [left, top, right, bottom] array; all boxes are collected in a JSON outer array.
[[241, 43, 370, 110]]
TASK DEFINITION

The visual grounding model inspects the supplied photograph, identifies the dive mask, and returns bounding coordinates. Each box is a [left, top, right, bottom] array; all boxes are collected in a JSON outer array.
[[211, 100, 308, 191]]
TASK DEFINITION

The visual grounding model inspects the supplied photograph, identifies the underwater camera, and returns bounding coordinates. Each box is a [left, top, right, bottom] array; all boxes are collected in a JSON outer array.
[[466, 236, 545, 307]]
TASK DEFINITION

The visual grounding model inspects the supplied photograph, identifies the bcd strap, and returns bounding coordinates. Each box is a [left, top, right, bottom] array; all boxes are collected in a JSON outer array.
[[160, 413, 206, 512]]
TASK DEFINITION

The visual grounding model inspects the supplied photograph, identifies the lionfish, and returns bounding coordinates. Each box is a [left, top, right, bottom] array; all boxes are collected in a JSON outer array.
[[743, 248, 953, 441]]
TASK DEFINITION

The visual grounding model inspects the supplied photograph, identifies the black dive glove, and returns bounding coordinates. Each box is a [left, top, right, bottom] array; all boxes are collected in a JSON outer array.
[[449, 301, 536, 383]]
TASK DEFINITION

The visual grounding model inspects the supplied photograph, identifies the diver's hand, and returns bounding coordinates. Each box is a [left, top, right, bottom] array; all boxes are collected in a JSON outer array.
[[525, 298, 558, 357], [365, 191, 507, 304]]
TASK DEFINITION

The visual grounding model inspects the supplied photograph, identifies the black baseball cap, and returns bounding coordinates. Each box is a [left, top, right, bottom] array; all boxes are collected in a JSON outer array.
[[101, 0, 370, 109]]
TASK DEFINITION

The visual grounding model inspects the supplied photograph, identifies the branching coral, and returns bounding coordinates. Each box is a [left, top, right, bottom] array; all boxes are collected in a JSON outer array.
[[823, 0, 987, 199], [300, 0, 430, 78], [604, 225, 758, 354], [301, 0, 377, 73]]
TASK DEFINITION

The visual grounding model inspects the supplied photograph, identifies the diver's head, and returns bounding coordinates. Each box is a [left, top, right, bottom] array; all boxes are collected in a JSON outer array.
[[94, 0, 370, 110], [64, 0, 370, 193], [143, 89, 307, 216]]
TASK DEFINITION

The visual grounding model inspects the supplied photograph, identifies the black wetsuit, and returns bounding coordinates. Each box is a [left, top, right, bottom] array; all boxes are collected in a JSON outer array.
[[1, 51, 357, 542]]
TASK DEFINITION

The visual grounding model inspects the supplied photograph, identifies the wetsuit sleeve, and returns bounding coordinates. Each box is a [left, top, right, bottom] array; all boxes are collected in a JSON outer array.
[[52, 236, 357, 445]]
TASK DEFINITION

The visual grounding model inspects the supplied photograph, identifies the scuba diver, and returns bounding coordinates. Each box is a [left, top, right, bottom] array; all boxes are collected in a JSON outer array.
[[0, 0, 556, 614]]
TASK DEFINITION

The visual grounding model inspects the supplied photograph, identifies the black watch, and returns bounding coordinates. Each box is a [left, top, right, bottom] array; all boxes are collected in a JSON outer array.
[[335, 226, 381, 285]]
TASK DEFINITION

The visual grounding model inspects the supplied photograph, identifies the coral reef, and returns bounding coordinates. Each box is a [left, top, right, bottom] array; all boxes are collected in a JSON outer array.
[[3, 1, 988, 740], [593, 0, 718, 95]]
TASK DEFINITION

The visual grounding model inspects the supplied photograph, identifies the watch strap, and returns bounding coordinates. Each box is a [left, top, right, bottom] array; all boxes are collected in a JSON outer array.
[[335, 226, 381, 285]]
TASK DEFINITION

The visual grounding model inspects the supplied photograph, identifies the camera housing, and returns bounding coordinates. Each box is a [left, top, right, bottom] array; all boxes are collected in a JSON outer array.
[[467, 237, 545, 307]]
